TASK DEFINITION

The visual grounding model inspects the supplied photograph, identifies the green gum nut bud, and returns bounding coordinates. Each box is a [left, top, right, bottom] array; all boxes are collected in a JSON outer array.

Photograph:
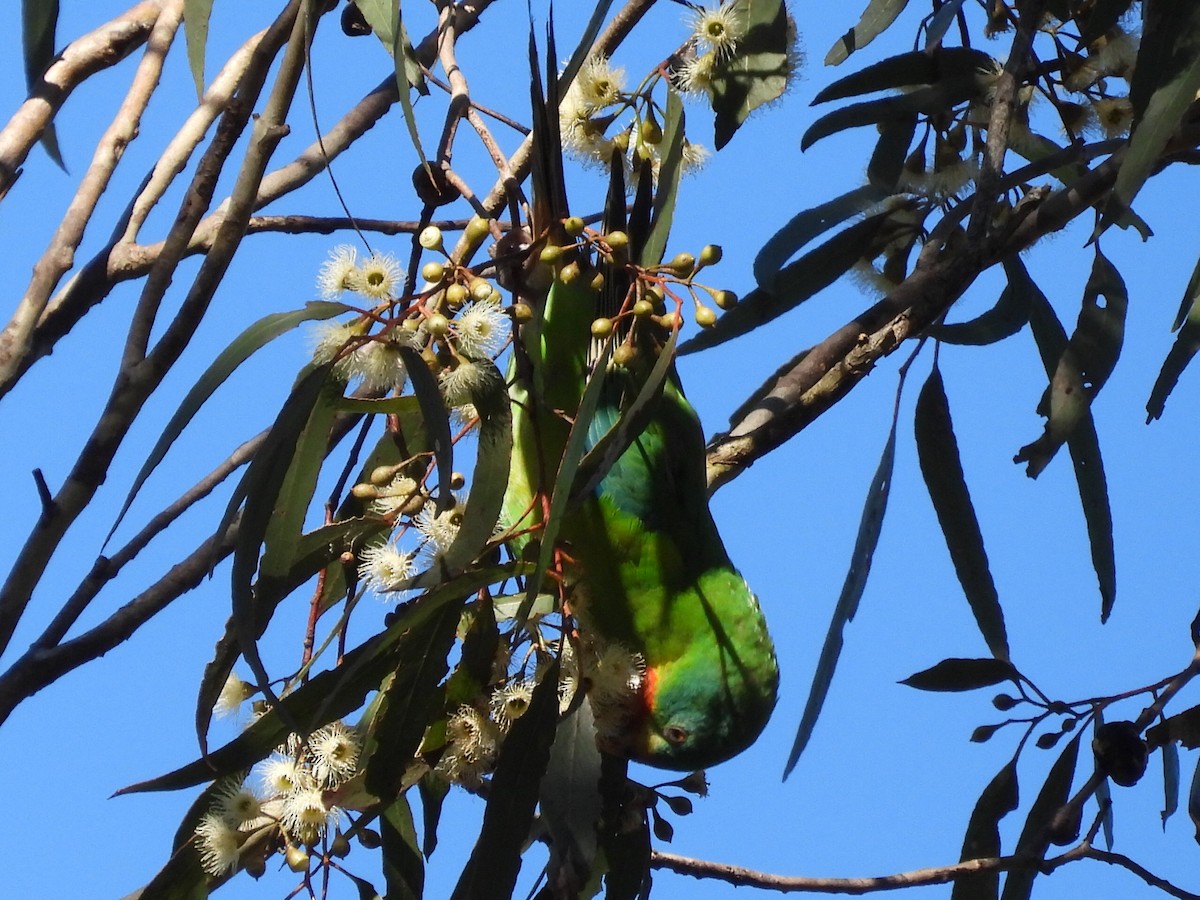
[[640, 117, 663, 145], [698, 244, 723, 266], [445, 283, 469, 307], [329, 832, 352, 858], [714, 289, 738, 310], [612, 131, 630, 153], [563, 216, 585, 236], [613, 343, 637, 367], [540, 244, 564, 265], [591, 317, 614, 338], [558, 261, 582, 285], [470, 278, 492, 302], [422, 261, 446, 283], [449, 471, 466, 490], [419, 225, 444, 251], [285, 847, 309, 872], [605, 231, 629, 253], [695, 305, 718, 328], [512, 302, 534, 322], [632, 299, 654, 317], [358, 828, 383, 849], [426, 313, 450, 337], [351, 483, 379, 499], [465, 216, 492, 244], [369, 464, 398, 485], [668, 252, 695, 277], [589, 271, 605, 293]]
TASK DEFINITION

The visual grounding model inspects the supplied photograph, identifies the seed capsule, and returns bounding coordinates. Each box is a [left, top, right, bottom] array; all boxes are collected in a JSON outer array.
[[591, 317, 614, 338]]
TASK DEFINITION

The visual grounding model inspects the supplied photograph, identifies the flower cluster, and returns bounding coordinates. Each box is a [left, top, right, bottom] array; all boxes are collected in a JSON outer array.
[[194, 721, 361, 877]]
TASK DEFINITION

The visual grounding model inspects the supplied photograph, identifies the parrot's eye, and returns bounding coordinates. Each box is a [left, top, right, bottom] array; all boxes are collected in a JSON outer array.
[[663, 725, 689, 746]]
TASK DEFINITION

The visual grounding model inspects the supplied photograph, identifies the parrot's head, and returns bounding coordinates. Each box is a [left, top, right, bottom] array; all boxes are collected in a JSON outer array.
[[630, 655, 779, 770]]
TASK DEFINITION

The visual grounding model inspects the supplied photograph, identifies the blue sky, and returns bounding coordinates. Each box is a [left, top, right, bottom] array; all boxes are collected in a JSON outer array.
[[2, 2, 1199, 898]]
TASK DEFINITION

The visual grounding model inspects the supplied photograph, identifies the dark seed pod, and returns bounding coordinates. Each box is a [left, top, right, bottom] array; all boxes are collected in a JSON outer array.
[[1093, 720, 1149, 787], [340, 3, 371, 36], [412, 162, 462, 207]]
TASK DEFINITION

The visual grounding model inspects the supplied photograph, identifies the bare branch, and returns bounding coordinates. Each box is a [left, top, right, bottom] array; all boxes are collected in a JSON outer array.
[[0, 0, 182, 392], [0, 0, 164, 202]]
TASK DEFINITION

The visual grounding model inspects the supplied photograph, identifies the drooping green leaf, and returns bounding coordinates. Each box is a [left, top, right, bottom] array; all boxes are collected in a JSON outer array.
[[541, 696, 604, 894], [709, 0, 790, 149], [183, 0, 214, 98], [752, 184, 889, 290], [195, 515, 390, 750], [399, 344, 454, 513], [21, 0, 64, 169], [1000, 733, 1083, 900], [1021, 266, 1117, 620], [451, 664, 561, 900], [381, 793, 425, 900], [351, 0, 429, 169], [1101, 3, 1200, 232], [229, 364, 335, 713], [409, 361, 510, 587], [925, 0, 968, 49], [107, 301, 349, 547], [121, 841, 209, 900], [867, 114, 916, 192], [418, 772, 450, 857], [901, 657, 1017, 692], [640, 89, 685, 267], [1147, 253, 1200, 421], [813, 47, 992, 104], [362, 599, 462, 801], [951, 756, 1019, 900], [803, 80, 981, 151], [558, 0, 616, 94], [826, 0, 910, 66], [784, 406, 898, 778], [915, 365, 1009, 660], [123, 571, 500, 794], [259, 380, 340, 578], [681, 213, 886, 354], [933, 257, 1033, 346], [1188, 754, 1200, 843], [1147, 705, 1200, 750], [1163, 741, 1181, 829]]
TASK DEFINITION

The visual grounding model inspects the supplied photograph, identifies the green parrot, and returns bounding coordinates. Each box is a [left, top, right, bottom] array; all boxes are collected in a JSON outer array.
[[501, 68, 778, 771]]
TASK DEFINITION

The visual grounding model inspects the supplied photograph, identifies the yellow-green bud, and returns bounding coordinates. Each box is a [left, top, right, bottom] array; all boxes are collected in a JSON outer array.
[[512, 302, 534, 323], [358, 828, 383, 849], [540, 244, 564, 265], [329, 832, 352, 858], [695, 305, 718, 328], [470, 278, 492, 302], [713, 289, 738, 310], [465, 216, 492, 244], [351, 483, 379, 499], [449, 471, 466, 490], [285, 847, 309, 872], [563, 216, 585, 236], [613, 344, 637, 367], [421, 261, 446, 283], [558, 261, 581, 285], [591, 317, 614, 338], [426, 313, 450, 337], [605, 231, 629, 253], [419, 225, 444, 251], [640, 117, 663, 145], [633, 299, 654, 317], [446, 283, 469, 307], [668, 252, 695, 277], [589, 271, 605, 293], [698, 244, 723, 266]]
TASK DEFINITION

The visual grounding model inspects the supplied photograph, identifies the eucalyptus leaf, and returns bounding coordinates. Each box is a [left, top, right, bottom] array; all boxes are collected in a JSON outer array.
[[826, 0, 910, 66], [21, 0, 64, 168], [709, 0, 790, 149], [541, 697, 604, 893], [381, 793, 425, 900], [1147, 254, 1200, 421], [803, 81, 981, 151], [784, 404, 899, 778], [1000, 733, 1082, 900], [933, 257, 1033, 346], [1163, 741, 1181, 829], [813, 46, 992, 104], [106, 301, 349, 548], [915, 366, 1009, 660], [901, 657, 1017, 692], [451, 664, 560, 900], [640, 90, 684, 267], [682, 213, 886, 354], [951, 756, 1019, 900], [183, 0, 214, 98]]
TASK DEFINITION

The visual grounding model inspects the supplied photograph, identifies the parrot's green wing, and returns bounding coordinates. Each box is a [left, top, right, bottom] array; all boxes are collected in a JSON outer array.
[[501, 56, 778, 770]]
